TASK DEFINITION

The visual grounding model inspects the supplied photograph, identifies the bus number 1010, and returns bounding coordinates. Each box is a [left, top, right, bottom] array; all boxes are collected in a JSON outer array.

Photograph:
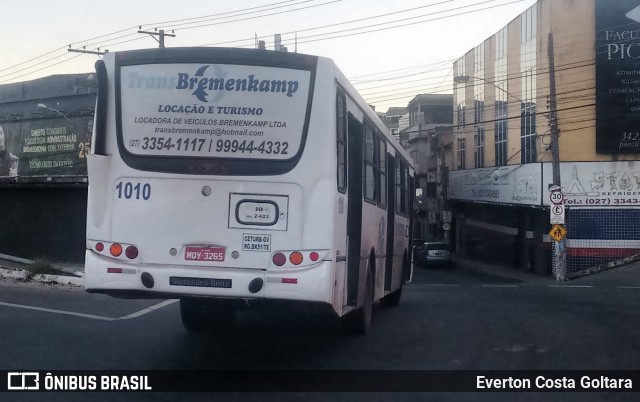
[[116, 181, 151, 200]]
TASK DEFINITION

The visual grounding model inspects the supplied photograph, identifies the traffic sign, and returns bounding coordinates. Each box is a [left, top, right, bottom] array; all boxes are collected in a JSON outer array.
[[550, 204, 565, 224], [442, 210, 452, 223], [428, 212, 437, 224], [549, 190, 564, 205], [443, 223, 451, 231], [549, 224, 567, 241]]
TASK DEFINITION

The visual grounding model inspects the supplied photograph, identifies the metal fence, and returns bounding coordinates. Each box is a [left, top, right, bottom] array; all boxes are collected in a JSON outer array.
[[556, 208, 640, 278]]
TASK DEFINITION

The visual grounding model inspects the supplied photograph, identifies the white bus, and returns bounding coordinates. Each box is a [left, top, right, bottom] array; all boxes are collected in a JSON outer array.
[[85, 47, 415, 334]]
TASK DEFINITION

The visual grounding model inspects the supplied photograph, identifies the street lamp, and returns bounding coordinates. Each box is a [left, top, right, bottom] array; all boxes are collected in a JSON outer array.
[[37, 103, 72, 123], [453, 74, 524, 104]]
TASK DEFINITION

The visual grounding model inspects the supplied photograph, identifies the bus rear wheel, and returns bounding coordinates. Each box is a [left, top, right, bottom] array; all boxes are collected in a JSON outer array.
[[381, 286, 402, 307], [341, 267, 373, 335], [180, 298, 236, 333]]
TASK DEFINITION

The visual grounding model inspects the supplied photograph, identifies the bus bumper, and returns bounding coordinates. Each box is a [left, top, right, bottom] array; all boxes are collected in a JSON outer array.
[[84, 251, 333, 304]]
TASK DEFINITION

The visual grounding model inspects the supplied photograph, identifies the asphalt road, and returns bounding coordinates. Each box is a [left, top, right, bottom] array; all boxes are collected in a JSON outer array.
[[1, 262, 640, 401]]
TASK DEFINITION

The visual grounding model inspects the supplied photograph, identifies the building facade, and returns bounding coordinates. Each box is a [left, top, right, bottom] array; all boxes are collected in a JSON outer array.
[[381, 107, 408, 139], [450, 0, 640, 277], [0, 74, 95, 262], [399, 94, 453, 242]]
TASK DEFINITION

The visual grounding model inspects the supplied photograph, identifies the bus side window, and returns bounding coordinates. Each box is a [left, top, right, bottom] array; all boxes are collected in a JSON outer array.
[[336, 90, 347, 193], [405, 166, 411, 217], [378, 138, 387, 207], [364, 125, 376, 203], [395, 161, 402, 214]]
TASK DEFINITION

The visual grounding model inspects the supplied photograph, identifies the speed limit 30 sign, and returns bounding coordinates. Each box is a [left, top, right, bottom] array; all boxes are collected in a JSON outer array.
[[550, 190, 564, 205]]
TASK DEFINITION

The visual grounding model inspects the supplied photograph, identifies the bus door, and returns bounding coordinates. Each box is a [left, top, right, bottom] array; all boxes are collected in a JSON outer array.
[[346, 113, 363, 307], [384, 154, 396, 291]]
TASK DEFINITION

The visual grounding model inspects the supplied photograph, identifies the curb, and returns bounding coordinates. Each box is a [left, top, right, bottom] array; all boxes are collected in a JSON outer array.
[[0, 252, 84, 278], [0, 267, 84, 287], [450, 254, 553, 284], [567, 252, 640, 280]]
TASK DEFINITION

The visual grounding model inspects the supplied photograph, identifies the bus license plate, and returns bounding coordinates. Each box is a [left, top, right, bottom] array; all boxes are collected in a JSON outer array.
[[184, 246, 225, 262]]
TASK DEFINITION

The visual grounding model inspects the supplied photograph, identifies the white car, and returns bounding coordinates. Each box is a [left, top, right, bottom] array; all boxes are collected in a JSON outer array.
[[414, 242, 451, 267]]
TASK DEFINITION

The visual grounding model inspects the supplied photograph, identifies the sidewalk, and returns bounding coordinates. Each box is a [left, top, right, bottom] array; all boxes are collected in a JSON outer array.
[[452, 252, 640, 286], [451, 254, 555, 284], [1, 251, 639, 288], [0, 252, 84, 286]]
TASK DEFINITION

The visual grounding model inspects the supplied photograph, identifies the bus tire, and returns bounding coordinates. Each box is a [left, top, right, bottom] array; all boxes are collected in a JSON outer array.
[[180, 298, 236, 333], [381, 286, 402, 307], [383, 253, 407, 307], [341, 265, 373, 335]]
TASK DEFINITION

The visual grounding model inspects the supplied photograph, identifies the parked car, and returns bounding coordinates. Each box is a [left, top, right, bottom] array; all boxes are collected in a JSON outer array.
[[414, 242, 451, 267]]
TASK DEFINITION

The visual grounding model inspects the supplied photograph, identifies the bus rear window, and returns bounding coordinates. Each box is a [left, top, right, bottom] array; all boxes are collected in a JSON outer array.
[[118, 63, 311, 162]]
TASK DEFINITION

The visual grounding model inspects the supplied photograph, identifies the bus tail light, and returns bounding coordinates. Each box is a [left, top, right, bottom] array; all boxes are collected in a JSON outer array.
[[125, 246, 139, 259], [271, 250, 327, 268], [273, 252, 287, 266], [90, 240, 140, 262], [289, 251, 303, 265], [110, 243, 123, 257]]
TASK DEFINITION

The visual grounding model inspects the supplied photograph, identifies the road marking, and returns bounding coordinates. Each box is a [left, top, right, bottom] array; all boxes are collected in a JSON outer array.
[[482, 284, 519, 288], [548, 285, 594, 288], [411, 283, 461, 287], [617, 286, 640, 289], [0, 299, 178, 321], [427, 283, 461, 287]]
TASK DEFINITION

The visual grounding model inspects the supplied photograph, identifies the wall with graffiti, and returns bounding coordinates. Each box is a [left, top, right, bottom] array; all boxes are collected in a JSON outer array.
[[0, 73, 95, 182], [0, 73, 95, 262]]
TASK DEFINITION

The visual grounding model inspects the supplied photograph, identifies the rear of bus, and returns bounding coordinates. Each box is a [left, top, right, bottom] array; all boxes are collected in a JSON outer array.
[[85, 48, 340, 327]]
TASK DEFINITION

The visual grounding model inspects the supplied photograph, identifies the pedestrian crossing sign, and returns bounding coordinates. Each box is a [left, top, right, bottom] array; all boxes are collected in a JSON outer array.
[[549, 224, 567, 241]]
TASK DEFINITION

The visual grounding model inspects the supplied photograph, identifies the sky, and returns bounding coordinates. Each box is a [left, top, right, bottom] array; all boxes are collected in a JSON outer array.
[[0, 0, 538, 112]]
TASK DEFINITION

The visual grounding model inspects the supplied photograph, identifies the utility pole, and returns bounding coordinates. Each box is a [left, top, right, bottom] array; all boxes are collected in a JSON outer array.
[[138, 29, 176, 48], [549, 33, 561, 187], [68, 46, 108, 56], [548, 32, 566, 281]]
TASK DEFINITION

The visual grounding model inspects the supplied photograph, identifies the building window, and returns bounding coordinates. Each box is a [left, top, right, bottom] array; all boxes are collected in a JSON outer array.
[[521, 4, 537, 45], [336, 90, 347, 192], [426, 182, 437, 197], [474, 98, 485, 125], [473, 43, 485, 170], [474, 43, 485, 127], [455, 58, 466, 130], [457, 138, 466, 170], [495, 117, 508, 166], [457, 104, 466, 128], [521, 101, 537, 164], [474, 128, 485, 168], [495, 27, 508, 167], [520, 4, 537, 164]]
